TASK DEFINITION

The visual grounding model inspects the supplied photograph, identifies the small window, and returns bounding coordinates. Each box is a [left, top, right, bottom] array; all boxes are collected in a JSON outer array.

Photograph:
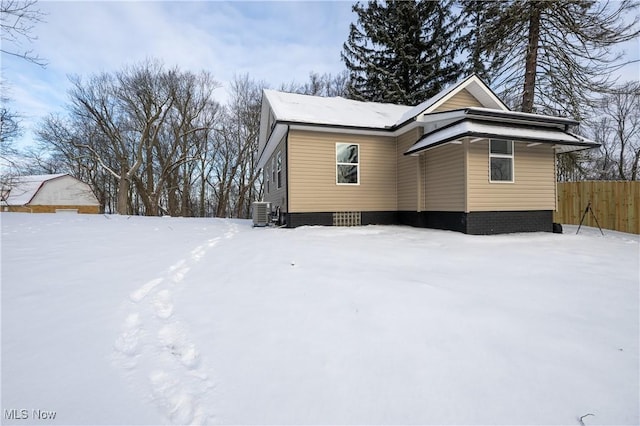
[[490, 139, 514, 182], [272, 157, 276, 182], [336, 143, 359, 185], [265, 168, 269, 194], [276, 151, 282, 188]]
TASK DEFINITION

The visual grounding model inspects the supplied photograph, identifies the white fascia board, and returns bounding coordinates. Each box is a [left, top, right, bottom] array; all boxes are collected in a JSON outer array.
[[465, 107, 578, 126], [289, 120, 422, 138], [420, 109, 466, 123], [257, 94, 272, 161], [424, 75, 509, 113], [554, 144, 598, 154], [288, 124, 390, 137], [465, 81, 509, 111], [257, 124, 288, 169], [420, 107, 577, 130], [406, 120, 598, 155]]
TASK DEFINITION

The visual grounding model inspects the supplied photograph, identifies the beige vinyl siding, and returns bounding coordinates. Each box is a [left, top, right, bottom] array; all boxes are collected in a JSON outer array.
[[434, 89, 484, 112], [423, 143, 466, 211], [263, 135, 287, 212], [288, 129, 396, 212], [467, 140, 556, 211], [397, 128, 421, 210]]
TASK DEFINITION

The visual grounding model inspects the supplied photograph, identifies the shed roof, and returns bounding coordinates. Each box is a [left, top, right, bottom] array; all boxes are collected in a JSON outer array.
[[1, 174, 67, 206], [405, 119, 598, 156]]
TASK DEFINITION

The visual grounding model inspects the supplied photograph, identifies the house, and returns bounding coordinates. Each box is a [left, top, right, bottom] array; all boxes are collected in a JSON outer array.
[[256, 75, 599, 234], [1, 174, 100, 214]]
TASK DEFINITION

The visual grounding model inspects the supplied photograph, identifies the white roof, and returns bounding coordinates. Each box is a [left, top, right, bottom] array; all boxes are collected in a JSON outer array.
[[263, 89, 412, 129], [262, 75, 508, 131], [257, 75, 589, 167], [405, 120, 598, 155], [2, 174, 67, 206]]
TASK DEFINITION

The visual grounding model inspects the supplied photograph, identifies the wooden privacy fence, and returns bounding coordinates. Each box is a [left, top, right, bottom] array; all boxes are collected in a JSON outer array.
[[554, 181, 640, 234]]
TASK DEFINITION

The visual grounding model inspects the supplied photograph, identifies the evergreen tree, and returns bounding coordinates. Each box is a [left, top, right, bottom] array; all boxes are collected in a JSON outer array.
[[457, 0, 505, 84], [341, 0, 463, 105], [464, 0, 640, 117]]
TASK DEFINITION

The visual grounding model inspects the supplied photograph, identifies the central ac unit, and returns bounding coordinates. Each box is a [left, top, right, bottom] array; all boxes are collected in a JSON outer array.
[[252, 201, 271, 227]]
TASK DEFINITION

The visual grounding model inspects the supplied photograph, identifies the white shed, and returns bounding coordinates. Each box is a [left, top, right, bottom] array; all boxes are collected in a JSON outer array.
[[1, 174, 100, 214]]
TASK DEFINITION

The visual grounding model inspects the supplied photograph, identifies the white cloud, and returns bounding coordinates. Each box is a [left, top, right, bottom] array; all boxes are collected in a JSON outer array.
[[1, 1, 354, 147]]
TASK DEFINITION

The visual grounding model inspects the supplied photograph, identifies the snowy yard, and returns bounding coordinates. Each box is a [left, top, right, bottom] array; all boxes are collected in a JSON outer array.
[[1, 213, 638, 425]]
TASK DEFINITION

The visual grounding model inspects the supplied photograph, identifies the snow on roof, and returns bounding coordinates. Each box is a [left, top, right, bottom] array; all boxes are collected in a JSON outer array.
[[405, 120, 598, 156], [263, 75, 507, 131], [263, 89, 413, 129], [2, 174, 67, 206]]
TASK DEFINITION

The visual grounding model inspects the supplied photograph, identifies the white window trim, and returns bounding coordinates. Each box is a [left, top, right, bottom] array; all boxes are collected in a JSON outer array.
[[336, 142, 360, 185], [489, 139, 515, 183], [272, 157, 276, 182], [276, 151, 282, 189]]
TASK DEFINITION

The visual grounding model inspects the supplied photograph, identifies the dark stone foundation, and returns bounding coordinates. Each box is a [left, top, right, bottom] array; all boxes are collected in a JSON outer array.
[[286, 210, 553, 235]]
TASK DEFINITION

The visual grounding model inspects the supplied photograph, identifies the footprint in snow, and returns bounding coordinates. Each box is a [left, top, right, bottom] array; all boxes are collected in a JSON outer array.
[[154, 289, 174, 319], [149, 370, 195, 425], [171, 266, 190, 283], [168, 259, 187, 272], [130, 277, 163, 303], [157, 325, 201, 369], [190, 245, 206, 261], [113, 313, 142, 368]]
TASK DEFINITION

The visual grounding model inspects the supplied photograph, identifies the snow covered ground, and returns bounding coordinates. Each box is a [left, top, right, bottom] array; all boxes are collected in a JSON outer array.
[[1, 213, 638, 425]]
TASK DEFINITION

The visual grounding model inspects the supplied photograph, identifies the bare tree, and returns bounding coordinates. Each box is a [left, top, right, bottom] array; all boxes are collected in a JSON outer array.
[[1, 0, 46, 66], [578, 81, 640, 180], [0, 81, 21, 165], [36, 60, 225, 215], [474, 0, 640, 117], [279, 71, 349, 98], [601, 82, 640, 180], [164, 70, 220, 216], [208, 74, 265, 218]]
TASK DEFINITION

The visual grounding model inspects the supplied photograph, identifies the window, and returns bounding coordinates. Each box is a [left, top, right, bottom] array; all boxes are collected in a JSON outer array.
[[272, 157, 276, 182], [490, 139, 514, 182], [336, 143, 359, 184], [276, 151, 282, 188], [265, 167, 269, 194]]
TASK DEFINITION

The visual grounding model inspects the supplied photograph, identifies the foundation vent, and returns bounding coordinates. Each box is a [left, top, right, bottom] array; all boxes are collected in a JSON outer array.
[[333, 211, 361, 226]]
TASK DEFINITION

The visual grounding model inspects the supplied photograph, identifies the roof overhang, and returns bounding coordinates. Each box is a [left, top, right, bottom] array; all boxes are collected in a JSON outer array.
[[257, 123, 289, 169], [421, 107, 579, 128], [256, 119, 425, 169], [405, 118, 599, 156]]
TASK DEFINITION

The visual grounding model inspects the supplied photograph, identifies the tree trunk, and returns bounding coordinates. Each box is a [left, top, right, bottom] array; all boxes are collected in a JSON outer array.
[[199, 165, 206, 217], [521, 2, 541, 113], [117, 176, 130, 215], [631, 149, 640, 181]]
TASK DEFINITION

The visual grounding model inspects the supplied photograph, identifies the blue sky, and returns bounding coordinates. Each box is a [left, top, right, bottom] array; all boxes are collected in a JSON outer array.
[[2, 1, 638, 151], [1, 1, 355, 147]]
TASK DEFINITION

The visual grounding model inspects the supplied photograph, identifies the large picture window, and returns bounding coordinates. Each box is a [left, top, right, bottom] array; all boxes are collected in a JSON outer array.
[[490, 139, 514, 182], [336, 143, 359, 185]]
